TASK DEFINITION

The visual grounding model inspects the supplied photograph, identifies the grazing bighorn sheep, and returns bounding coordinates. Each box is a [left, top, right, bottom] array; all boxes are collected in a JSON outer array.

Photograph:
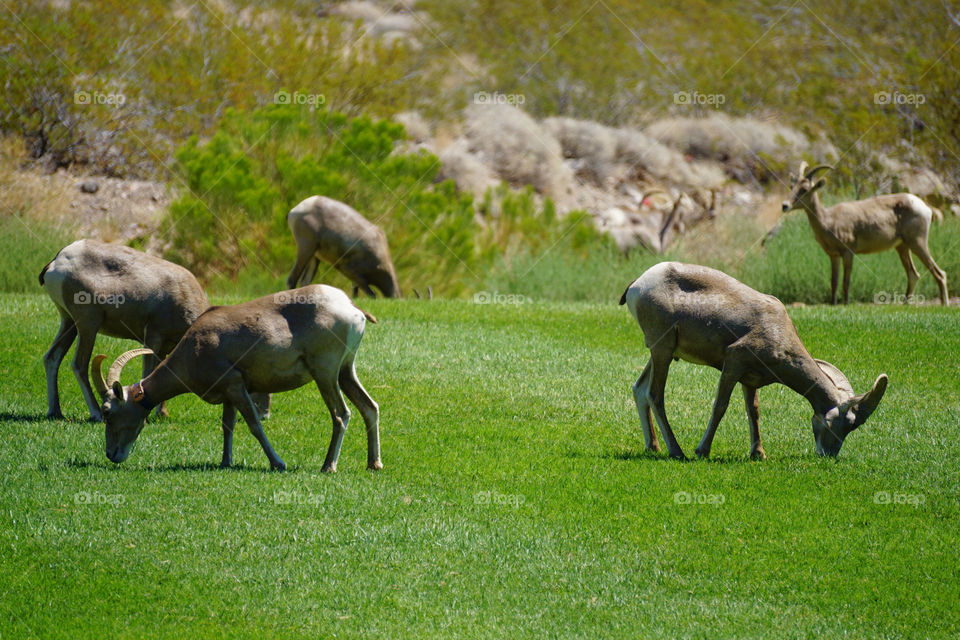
[[92, 285, 382, 473], [620, 262, 888, 459], [286, 195, 401, 298], [40, 240, 210, 421], [783, 162, 949, 305]]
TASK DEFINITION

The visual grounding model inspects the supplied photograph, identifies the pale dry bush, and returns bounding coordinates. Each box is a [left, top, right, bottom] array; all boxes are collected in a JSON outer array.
[[646, 114, 819, 178], [542, 116, 617, 184], [614, 127, 725, 189], [463, 104, 571, 198], [394, 111, 431, 143], [0, 136, 73, 230], [436, 139, 496, 195]]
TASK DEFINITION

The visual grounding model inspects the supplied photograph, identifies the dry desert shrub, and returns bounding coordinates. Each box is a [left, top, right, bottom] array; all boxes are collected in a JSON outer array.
[[542, 116, 618, 184], [614, 127, 725, 189], [436, 139, 496, 195], [463, 104, 571, 198]]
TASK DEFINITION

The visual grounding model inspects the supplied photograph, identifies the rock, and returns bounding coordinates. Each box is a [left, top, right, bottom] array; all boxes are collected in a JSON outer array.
[[79, 180, 99, 194]]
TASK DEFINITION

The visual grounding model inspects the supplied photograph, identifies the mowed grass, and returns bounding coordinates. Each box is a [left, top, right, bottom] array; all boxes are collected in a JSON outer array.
[[1, 293, 958, 638]]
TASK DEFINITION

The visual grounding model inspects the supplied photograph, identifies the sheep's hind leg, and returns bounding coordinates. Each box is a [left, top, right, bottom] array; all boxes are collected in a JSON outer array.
[[631, 360, 661, 452], [339, 362, 382, 470], [646, 346, 686, 460], [220, 402, 237, 468], [44, 311, 77, 419], [316, 376, 350, 473]]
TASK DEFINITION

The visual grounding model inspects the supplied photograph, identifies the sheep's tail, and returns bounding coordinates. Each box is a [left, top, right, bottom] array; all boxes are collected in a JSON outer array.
[[38, 260, 53, 286], [357, 307, 378, 324], [619, 285, 630, 306]]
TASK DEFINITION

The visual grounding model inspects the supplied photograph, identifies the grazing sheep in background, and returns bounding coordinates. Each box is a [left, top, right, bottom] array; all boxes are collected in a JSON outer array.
[[286, 195, 401, 298], [93, 285, 381, 473], [783, 162, 949, 305], [621, 262, 888, 459], [39, 240, 210, 421]]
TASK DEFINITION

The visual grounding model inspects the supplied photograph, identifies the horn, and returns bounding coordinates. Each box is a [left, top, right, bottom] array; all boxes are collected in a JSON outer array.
[[805, 164, 833, 179], [106, 348, 154, 388], [92, 354, 110, 402], [797, 161, 808, 178]]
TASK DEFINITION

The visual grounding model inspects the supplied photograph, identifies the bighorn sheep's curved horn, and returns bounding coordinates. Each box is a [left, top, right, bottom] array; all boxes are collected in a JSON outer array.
[[805, 164, 833, 179], [796, 161, 808, 179], [92, 354, 110, 402], [106, 348, 155, 388]]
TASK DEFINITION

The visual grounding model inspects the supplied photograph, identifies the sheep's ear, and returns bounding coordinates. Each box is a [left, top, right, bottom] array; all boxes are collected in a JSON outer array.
[[812, 177, 827, 191], [112, 381, 125, 401], [851, 374, 888, 428]]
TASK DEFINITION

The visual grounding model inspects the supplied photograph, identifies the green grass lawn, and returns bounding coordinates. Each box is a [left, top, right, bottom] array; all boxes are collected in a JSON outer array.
[[1, 294, 958, 638]]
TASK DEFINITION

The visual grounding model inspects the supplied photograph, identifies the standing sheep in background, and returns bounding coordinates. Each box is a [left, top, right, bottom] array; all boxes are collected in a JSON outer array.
[[40, 240, 211, 421], [285, 195, 401, 298], [782, 162, 949, 305]]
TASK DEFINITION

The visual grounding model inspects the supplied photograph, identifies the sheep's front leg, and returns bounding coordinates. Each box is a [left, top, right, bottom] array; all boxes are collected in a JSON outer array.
[[742, 385, 765, 460], [694, 364, 740, 459], [232, 387, 286, 471], [220, 402, 237, 468], [316, 378, 350, 473]]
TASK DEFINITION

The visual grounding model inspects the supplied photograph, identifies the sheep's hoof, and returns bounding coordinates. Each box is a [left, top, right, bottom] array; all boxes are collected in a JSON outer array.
[[321, 463, 337, 473], [271, 460, 287, 472], [750, 447, 767, 461], [86, 414, 103, 423], [668, 449, 687, 461], [694, 447, 710, 459], [219, 459, 232, 469], [368, 459, 383, 471], [46, 410, 65, 421]]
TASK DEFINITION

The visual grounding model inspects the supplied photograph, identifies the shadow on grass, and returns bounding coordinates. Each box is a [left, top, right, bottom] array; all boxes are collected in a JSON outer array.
[[64, 459, 290, 473], [606, 448, 767, 463], [0, 411, 74, 423]]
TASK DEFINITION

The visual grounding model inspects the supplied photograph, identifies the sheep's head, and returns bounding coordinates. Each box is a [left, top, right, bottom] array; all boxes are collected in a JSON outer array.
[[782, 162, 832, 212], [92, 349, 154, 463], [810, 360, 888, 457]]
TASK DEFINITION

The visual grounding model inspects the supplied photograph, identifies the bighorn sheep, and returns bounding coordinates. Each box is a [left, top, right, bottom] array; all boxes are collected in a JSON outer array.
[[92, 285, 382, 473], [40, 240, 211, 421], [620, 262, 888, 459], [286, 196, 401, 298], [783, 162, 949, 305]]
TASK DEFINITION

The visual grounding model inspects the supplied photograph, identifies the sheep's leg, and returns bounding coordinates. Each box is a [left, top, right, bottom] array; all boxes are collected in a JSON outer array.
[[286, 239, 318, 288], [251, 392, 271, 420], [220, 402, 237, 468], [233, 387, 286, 471], [352, 284, 359, 298], [141, 336, 169, 418], [631, 360, 661, 452], [694, 364, 740, 459], [896, 244, 920, 302], [908, 239, 949, 305], [646, 347, 685, 460], [339, 363, 382, 470], [829, 255, 841, 305], [71, 321, 103, 421], [841, 252, 853, 304], [743, 385, 765, 460], [316, 377, 351, 473], [301, 257, 319, 288], [44, 311, 78, 419]]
